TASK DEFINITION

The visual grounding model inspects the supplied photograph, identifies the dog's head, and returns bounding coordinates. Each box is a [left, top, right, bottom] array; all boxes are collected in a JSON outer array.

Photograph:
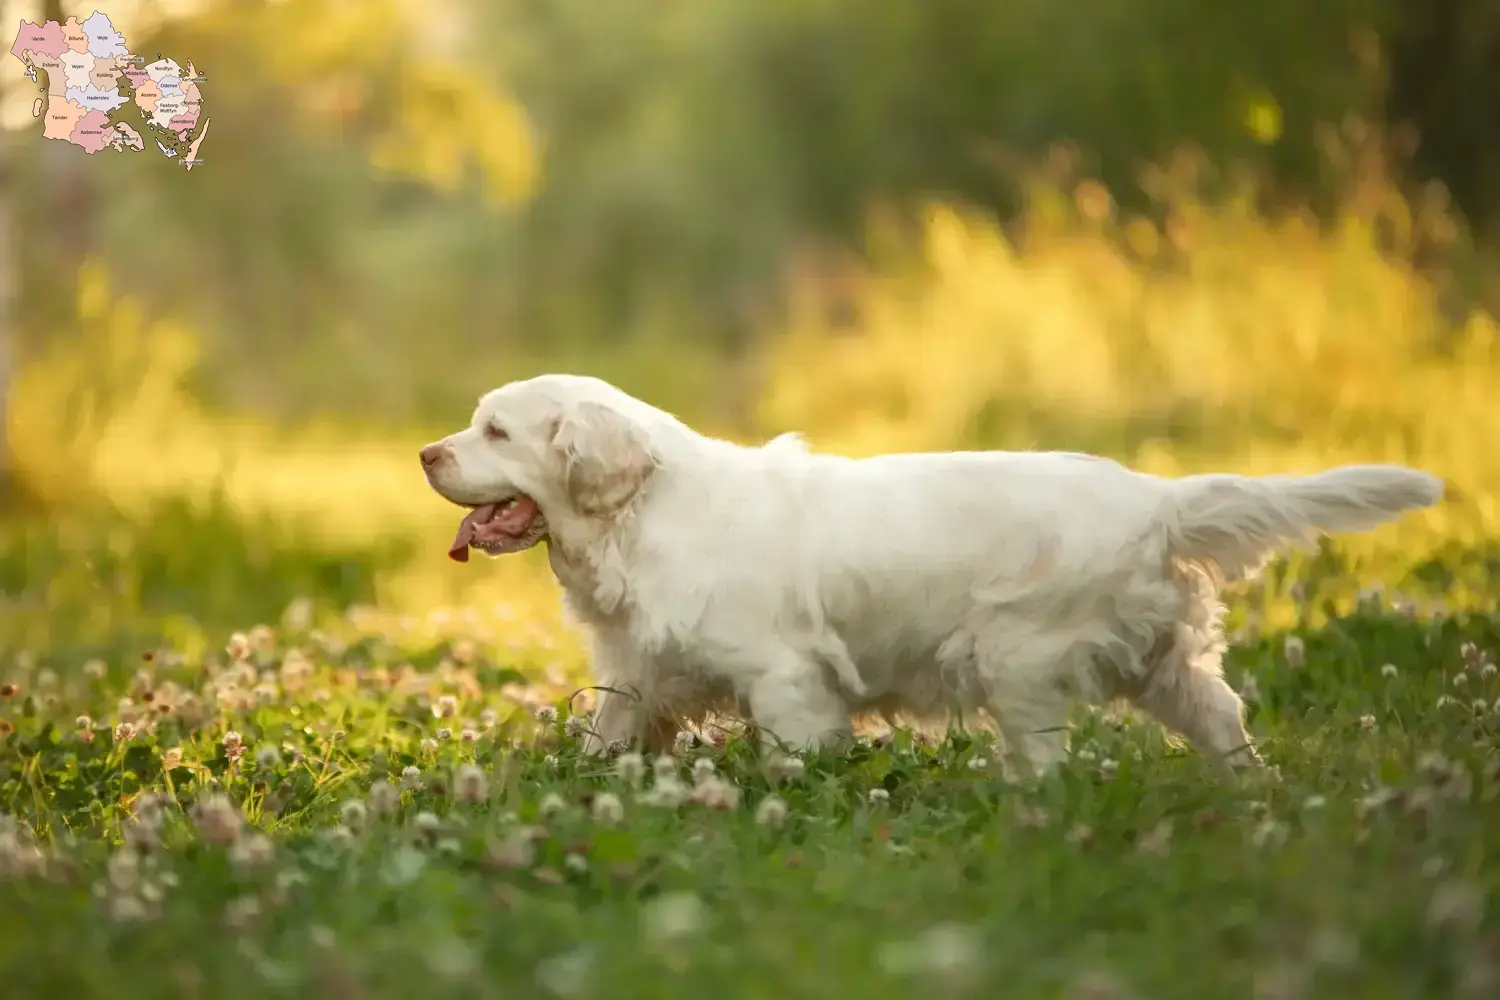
[[420, 375, 662, 561]]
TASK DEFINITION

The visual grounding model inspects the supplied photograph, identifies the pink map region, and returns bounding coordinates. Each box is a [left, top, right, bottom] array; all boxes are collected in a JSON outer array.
[[10, 20, 66, 60], [70, 109, 113, 153]]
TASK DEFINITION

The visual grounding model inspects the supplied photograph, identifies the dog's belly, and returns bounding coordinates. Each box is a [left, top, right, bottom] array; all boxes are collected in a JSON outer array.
[[840, 624, 984, 719], [636, 644, 745, 718]]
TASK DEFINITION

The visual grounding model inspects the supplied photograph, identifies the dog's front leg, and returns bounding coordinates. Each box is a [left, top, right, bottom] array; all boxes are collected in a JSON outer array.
[[578, 635, 649, 756], [579, 685, 639, 755]]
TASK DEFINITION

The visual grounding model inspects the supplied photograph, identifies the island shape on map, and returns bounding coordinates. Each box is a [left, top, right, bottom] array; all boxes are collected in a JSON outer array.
[[9, 11, 208, 170]]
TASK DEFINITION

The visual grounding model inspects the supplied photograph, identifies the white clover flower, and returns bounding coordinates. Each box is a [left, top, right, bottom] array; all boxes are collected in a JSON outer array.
[[691, 757, 716, 782], [1427, 879, 1485, 933], [535, 706, 558, 725], [106, 847, 139, 892], [1137, 819, 1173, 856], [321, 825, 355, 850], [456, 764, 488, 805], [228, 832, 276, 871], [1307, 927, 1360, 970], [367, 780, 400, 815], [591, 793, 624, 824], [340, 799, 368, 831], [868, 788, 890, 804], [1066, 824, 1095, 846], [639, 777, 687, 808], [226, 633, 251, 662], [641, 892, 705, 944], [191, 793, 243, 846], [879, 923, 982, 986], [614, 752, 646, 788], [401, 765, 423, 788], [534, 947, 594, 1000], [689, 775, 741, 811], [755, 795, 788, 829], [767, 753, 805, 781], [1251, 819, 1286, 850], [564, 715, 589, 739], [1417, 750, 1452, 777], [488, 829, 538, 870], [1240, 675, 1261, 704], [539, 792, 568, 819]]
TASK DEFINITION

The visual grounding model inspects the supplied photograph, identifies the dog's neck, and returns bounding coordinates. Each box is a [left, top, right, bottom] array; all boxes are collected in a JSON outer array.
[[545, 511, 640, 627]]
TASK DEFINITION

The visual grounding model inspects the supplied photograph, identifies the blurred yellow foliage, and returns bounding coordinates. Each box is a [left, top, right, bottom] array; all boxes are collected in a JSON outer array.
[[206, 0, 539, 206], [1244, 92, 1283, 144], [368, 58, 540, 207], [9, 138, 1500, 629]]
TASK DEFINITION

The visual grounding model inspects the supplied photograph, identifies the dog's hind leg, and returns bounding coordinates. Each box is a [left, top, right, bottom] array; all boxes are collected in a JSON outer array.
[[1130, 638, 1259, 772], [1126, 574, 1260, 773], [988, 678, 1073, 779], [970, 623, 1082, 779]]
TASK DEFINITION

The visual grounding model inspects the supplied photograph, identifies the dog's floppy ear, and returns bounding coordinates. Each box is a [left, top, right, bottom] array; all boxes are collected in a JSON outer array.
[[550, 401, 660, 517]]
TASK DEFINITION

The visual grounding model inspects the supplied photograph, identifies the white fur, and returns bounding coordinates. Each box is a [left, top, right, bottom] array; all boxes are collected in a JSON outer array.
[[422, 373, 1445, 775]]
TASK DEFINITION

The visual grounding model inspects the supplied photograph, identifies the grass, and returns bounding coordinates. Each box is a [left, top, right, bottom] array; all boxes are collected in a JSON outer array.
[[0, 557, 1498, 1000], [2, 132, 1499, 996]]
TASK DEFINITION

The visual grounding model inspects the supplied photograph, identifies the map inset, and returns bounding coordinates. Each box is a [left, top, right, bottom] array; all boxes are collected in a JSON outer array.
[[10, 11, 208, 169]]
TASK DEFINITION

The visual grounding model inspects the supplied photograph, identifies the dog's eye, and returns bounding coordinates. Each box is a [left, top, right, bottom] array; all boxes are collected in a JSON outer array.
[[484, 423, 509, 442]]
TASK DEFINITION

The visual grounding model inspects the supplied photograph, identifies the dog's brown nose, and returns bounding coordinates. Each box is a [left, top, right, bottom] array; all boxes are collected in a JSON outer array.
[[419, 444, 445, 469]]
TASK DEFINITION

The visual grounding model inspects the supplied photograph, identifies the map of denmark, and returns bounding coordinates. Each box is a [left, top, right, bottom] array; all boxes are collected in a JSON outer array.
[[9, 11, 208, 169]]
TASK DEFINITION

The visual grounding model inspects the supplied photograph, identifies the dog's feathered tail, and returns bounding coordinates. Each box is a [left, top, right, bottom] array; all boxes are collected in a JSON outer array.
[[1165, 464, 1445, 582]]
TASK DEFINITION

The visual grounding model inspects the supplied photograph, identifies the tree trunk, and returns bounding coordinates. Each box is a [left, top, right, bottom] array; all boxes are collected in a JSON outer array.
[[1, 0, 92, 510], [0, 70, 16, 505]]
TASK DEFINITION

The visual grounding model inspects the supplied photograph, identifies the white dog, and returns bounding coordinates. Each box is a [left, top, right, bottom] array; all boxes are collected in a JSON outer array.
[[420, 373, 1444, 776]]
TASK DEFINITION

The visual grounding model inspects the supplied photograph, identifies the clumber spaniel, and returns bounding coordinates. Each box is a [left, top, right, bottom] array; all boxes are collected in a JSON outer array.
[[420, 374, 1443, 776]]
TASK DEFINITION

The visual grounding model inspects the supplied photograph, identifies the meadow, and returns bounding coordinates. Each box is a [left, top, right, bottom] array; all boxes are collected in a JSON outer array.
[[2, 136, 1499, 999]]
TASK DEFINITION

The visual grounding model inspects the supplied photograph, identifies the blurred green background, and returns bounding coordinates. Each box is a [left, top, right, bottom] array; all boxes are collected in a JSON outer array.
[[2, 0, 1499, 664]]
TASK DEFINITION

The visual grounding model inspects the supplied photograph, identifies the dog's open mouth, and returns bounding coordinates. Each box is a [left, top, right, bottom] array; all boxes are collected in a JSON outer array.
[[447, 496, 548, 562]]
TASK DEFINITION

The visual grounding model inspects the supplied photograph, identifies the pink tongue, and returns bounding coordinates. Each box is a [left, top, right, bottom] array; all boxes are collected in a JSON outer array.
[[447, 504, 498, 563]]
